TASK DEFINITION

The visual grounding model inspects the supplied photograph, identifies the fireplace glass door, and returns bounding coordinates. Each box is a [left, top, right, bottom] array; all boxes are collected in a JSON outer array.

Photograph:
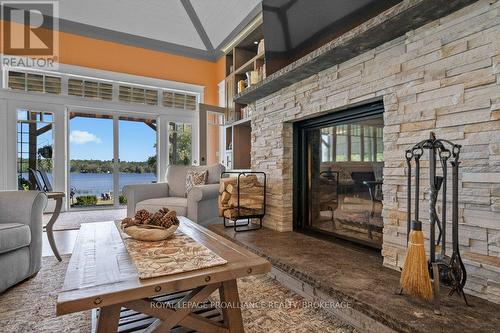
[[296, 103, 384, 248]]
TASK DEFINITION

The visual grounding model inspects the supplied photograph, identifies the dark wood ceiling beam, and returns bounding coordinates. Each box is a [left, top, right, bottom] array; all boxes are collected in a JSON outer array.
[[36, 123, 52, 136]]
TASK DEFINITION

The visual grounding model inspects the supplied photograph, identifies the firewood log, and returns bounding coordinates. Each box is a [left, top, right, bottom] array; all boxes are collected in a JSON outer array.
[[219, 178, 237, 193], [226, 183, 264, 195], [218, 203, 230, 217], [240, 174, 258, 183], [228, 197, 264, 209], [235, 203, 264, 210], [223, 207, 261, 219], [220, 191, 231, 204]]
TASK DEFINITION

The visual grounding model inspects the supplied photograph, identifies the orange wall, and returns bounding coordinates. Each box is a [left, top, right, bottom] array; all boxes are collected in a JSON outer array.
[[215, 56, 226, 87], [2, 21, 226, 105]]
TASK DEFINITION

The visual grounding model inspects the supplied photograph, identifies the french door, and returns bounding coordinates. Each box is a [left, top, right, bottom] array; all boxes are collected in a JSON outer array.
[[198, 104, 226, 166], [68, 111, 157, 209]]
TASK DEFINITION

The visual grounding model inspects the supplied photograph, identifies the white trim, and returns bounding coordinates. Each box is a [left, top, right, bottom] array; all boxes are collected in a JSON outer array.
[[218, 80, 225, 107], [0, 89, 198, 117], [113, 116, 119, 208], [2, 62, 206, 98], [0, 65, 202, 211]]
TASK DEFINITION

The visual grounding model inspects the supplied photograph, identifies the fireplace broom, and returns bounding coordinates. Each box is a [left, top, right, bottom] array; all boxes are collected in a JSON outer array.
[[400, 149, 433, 301]]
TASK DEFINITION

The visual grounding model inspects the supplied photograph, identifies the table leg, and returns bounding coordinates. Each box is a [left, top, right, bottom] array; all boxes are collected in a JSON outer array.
[[45, 196, 62, 261], [96, 304, 121, 333], [219, 280, 244, 333]]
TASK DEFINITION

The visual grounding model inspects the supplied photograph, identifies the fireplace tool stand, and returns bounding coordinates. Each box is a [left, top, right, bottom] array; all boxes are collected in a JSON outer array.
[[402, 132, 468, 313]]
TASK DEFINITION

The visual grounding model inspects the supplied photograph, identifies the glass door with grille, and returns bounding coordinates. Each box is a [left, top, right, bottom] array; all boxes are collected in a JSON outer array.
[[68, 112, 159, 209], [169, 121, 193, 165], [68, 112, 115, 208], [16, 109, 55, 191], [118, 116, 158, 207]]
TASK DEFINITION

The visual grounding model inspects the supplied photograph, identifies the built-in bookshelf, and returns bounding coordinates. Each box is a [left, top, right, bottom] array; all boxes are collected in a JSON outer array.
[[223, 23, 265, 170]]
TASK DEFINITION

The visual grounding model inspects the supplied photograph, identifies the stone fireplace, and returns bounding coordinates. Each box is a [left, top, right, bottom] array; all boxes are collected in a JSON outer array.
[[250, 0, 500, 303]]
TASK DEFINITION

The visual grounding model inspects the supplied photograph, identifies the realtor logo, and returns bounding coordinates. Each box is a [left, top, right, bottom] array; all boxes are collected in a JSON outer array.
[[1, 1, 59, 69]]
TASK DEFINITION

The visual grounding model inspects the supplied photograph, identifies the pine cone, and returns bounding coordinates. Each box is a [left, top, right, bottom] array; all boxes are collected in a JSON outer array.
[[158, 214, 173, 229], [158, 211, 179, 228], [149, 211, 164, 226], [134, 209, 150, 222], [167, 210, 180, 226], [159, 207, 170, 215], [121, 217, 136, 228]]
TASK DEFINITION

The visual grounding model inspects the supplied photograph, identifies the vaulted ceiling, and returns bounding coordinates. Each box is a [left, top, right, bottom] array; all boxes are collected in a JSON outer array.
[[57, 0, 262, 61]]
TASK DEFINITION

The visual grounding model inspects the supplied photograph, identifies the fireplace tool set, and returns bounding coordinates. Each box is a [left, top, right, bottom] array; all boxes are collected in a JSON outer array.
[[401, 132, 468, 312]]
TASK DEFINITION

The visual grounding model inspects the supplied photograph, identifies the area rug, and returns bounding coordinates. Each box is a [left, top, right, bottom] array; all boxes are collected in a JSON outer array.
[[43, 208, 126, 231], [0, 255, 355, 333], [0, 255, 90, 333]]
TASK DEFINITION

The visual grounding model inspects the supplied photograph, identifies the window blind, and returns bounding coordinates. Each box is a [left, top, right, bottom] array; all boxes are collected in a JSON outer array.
[[9, 71, 61, 94], [68, 79, 113, 100]]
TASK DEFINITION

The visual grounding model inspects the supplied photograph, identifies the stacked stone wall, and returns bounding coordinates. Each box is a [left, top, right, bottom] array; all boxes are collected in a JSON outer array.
[[251, 0, 500, 302]]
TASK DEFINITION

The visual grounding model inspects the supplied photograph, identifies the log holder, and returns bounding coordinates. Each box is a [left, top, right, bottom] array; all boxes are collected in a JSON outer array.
[[402, 132, 469, 313], [220, 171, 266, 232]]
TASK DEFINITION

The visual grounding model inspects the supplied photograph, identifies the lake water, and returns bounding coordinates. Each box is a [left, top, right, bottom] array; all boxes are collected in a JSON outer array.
[[22, 172, 156, 196], [71, 173, 157, 196]]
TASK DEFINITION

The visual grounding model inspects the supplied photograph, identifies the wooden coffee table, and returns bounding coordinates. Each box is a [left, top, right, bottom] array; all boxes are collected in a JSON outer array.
[[57, 218, 271, 332]]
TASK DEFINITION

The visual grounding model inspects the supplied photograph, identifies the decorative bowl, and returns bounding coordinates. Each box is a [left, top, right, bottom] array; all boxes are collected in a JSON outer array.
[[121, 224, 178, 242]]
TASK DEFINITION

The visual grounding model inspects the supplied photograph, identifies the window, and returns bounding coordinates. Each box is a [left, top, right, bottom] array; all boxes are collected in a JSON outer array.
[[119, 85, 158, 105], [27, 74, 44, 93], [185, 94, 197, 110], [17, 110, 54, 190], [364, 126, 375, 162], [9, 71, 61, 94], [322, 123, 384, 162], [376, 127, 384, 162], [169, 122, 192, 165], [350, 124, 362, 161], [335, 125, 348, 162], [6, 70, 199, 110], [321, 127, 334, 162], [173, 93, 185, 109], [8, 71, 25, 90], [162, 91, 197, 110], [68, 79, 113, 100], [162, 91, 174, 107], [45, 76, 62, 94]]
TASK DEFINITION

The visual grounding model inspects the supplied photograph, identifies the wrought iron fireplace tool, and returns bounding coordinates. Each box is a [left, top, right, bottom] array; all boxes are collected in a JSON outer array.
[[402, 132, 468, 311]]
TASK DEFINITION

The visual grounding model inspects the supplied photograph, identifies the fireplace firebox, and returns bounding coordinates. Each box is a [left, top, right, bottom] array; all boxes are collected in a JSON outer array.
[[294, 102, 385, 248]]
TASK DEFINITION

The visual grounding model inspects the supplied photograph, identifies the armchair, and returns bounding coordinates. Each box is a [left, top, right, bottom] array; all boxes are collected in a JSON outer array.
[[123, 164, 225, 226], [0, 191, 47, 293]]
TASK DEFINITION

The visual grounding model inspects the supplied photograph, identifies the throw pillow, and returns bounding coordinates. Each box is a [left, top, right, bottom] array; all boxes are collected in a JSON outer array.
[[185, 169, 208, 195]]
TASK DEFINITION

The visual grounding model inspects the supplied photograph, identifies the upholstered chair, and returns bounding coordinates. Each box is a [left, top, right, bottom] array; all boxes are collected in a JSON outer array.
[[0, 191, 47, 293], [123, 164, 225, 226]]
